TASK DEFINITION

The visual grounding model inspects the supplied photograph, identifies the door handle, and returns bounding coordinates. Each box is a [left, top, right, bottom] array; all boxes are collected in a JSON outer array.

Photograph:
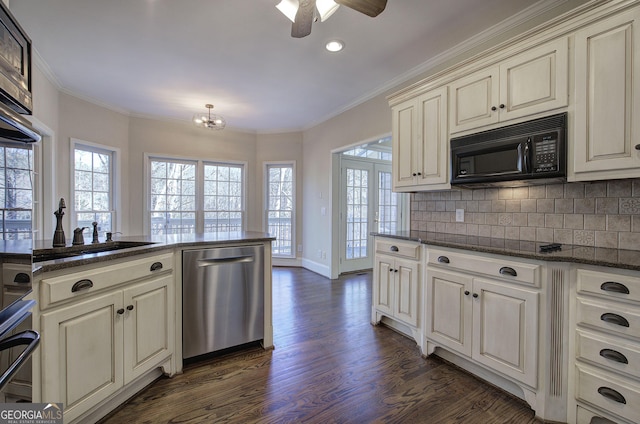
[[0, 330, 40, 390]]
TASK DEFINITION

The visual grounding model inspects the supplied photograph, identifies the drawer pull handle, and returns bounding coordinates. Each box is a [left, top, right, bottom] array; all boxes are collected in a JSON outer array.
[[437, 256, 450, 264], [71, 279, 94, 293], [599, 348, 628, 364], [150, 262, 163, 271], [13, 273, 31, 284], [499, 266, 517, 277], [600, 313, 630, 327], [389, 246, 399, 252], [597, 387, 626, 404], [600, 281, 630, 295]]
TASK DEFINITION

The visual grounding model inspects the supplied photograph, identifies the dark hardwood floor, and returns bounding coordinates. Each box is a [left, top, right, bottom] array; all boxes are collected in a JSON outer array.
[[99, 267, 540, 424]]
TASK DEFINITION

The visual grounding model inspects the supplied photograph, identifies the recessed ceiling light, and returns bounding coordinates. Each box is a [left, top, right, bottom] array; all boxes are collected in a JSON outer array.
[[325, 40, 344, 52]]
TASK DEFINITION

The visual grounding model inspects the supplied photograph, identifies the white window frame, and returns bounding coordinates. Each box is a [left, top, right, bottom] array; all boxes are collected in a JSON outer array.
[[0, 141, 35, 240], [263, 161, 296, 258], [70, 138, 120, 234], [143, 153, 247, 235]]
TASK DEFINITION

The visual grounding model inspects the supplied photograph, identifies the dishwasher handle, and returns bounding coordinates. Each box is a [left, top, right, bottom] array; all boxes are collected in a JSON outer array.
[[197, 256, 254, 267]]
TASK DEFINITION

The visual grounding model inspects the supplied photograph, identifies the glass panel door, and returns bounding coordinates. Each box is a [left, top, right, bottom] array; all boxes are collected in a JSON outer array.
[[340, 159, 373, 273]]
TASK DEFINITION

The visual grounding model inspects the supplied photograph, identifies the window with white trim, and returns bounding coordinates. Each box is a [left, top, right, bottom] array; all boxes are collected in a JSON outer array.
[[0, 142, 33, 240], [147, 157, 245, 235], [265, 163, 294, 257], [73, 143, 115, 233]]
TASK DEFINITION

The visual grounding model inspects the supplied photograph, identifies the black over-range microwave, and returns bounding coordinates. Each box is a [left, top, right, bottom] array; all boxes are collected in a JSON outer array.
[[450, 112, 567, 187]]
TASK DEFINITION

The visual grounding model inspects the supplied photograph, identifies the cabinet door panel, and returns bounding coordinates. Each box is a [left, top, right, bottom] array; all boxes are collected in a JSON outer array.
[[40, 291, 123, 422], [374, 257, 394, 316], [425, 269, 472, 357], [450, 67, 499, 133], [418, 87, 449, 186], [394, 258, 419, 327], [500, 38, 568, 120], [123, 275, 174, 384], [573, 8, 640, 177], [472, 278, 538, 387], [392, 100, 418, 188]]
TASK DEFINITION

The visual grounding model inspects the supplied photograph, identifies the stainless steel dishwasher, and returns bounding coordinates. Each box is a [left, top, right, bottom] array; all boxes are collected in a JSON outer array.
[[182, 245, 264, 359]]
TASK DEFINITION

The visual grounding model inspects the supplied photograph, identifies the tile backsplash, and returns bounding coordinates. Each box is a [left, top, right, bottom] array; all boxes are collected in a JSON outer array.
[[410, 179, 640, 251]]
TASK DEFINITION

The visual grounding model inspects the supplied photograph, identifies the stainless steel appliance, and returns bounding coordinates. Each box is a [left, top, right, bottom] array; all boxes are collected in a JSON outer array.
[[0, 1, 33, 115], [182, 245, 264, 359], [450, 112, 567, 187]]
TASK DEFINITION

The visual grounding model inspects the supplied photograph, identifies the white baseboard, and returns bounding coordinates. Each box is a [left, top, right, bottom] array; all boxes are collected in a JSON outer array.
[[272, 257, 303, 267], [300, 258, 331, 279]]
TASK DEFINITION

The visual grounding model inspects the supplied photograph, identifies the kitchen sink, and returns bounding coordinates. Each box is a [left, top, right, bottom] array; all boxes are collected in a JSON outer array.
[[33, 241, 156, 262]]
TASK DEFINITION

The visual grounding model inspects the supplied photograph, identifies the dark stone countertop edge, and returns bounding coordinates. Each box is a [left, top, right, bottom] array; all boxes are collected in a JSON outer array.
[[25, 232, 275, 275], [371, 231, 640, 272]]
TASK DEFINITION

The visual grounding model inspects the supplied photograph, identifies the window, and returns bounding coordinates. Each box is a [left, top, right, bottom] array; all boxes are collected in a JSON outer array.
[[147, 157, 245, 235], [0, 143, 33, 240], [265, 163, 294, 257], [73, 142, 115, 233]]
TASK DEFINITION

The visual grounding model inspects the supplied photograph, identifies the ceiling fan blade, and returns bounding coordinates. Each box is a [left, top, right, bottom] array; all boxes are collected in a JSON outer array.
[[291, 0, 315, 38], [335, 0, 387, 17]]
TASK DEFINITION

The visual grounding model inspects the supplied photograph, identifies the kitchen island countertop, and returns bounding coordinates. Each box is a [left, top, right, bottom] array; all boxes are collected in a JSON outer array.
[[372, 230, 640, 272]]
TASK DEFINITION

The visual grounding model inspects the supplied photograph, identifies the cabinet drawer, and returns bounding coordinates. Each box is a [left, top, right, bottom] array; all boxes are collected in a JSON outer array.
[[40, 252, 174, 309], [576, 404, 622, 424], [576, 298, 640, 340], [427, 248, 540, 287], [577, 268, 640, 305], [375, 239, 420, 260], [576, 365, 640, 423], [576, 330, 640, 379]]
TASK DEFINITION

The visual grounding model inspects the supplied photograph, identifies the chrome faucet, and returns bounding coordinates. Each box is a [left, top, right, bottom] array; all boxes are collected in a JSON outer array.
[[52, 198, 66, 247]]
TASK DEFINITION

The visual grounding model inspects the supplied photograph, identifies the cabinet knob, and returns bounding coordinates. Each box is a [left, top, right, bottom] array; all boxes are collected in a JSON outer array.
[[600, 312, 630, 327], [116, 308, 125, 315], [491, 106, 497, 111], [394, 269, 398, 273], [499, 104, 505, 109], [472, 293, 479, 298], [412, 173, 417, 176], [600, 281, 630, 294], [597, 387, 626, 404], [464, 290, 470, 296], [635, 144, 640, 150], [389, 269, 394, 273], [417, 172, 422, 176], [599, 348, 628, 364], [126, 305, 134, 311]]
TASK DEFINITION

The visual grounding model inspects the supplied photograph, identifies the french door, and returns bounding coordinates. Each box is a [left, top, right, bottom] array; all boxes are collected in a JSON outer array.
[[339, 159, 401, 273]]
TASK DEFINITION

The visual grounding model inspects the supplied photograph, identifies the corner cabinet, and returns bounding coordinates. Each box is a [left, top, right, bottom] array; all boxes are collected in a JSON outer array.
[[35, 252, 176, 423], [449, 37, 568, 134], [372, 238, 421, 343], [572, 6, 640, 181], [391, 86, 449, 192]]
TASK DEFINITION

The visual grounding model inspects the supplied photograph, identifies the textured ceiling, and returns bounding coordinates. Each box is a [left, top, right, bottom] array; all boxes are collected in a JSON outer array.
[[11, 0, 557, 132]]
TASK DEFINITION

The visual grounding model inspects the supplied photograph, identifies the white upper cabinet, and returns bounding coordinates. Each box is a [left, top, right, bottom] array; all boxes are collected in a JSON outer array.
[[450, 38, 568, 134], [572, 6, 640, 181], [391, 86, 449, 191]]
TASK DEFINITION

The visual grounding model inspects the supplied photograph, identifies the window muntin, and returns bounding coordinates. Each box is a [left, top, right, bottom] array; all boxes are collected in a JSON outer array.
[[266, 164, 294, 257], [73, 144, 114, 233], [149, 159, 197, 235], [147, 158, 245, 235], [0, 143, 33, 240]]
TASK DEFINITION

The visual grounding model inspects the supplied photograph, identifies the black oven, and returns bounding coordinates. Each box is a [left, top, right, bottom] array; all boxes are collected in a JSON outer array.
[[450, 113, 567, 187]]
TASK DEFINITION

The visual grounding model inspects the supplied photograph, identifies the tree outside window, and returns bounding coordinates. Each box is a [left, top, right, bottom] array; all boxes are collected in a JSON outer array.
[[0, 143, 33, 240], [73, 144, 114, 234]]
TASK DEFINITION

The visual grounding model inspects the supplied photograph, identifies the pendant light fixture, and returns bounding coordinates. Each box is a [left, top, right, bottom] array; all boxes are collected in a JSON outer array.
[[193, 104, 226, 130]]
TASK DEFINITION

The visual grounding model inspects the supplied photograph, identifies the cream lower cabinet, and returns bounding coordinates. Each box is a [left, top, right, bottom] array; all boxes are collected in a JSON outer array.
[[425, 267, 538, 387], [372, 238, 421, 342], [568, 266, 640, 424], [36, 252, 175, 423], [572, 6, 640, 181]]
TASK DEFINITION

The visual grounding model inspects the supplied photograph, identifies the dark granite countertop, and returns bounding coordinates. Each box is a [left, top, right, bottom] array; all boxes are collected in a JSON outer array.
[[1, 232, 275, 275], [372, 231, 640, 272]]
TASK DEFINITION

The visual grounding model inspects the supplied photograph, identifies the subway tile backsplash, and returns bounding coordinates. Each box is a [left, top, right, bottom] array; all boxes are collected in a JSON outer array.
[[410, 179, 640, 251]]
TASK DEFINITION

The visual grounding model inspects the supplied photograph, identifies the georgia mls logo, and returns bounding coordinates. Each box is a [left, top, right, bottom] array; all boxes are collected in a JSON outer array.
[[0, 402, 63, 424]]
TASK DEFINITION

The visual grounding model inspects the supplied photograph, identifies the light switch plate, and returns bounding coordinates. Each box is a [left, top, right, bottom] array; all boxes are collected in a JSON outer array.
[[455, 209, 464, 222]]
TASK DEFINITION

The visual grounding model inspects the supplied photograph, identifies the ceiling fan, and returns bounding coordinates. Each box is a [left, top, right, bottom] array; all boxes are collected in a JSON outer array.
[[277, 0, 388, 38]]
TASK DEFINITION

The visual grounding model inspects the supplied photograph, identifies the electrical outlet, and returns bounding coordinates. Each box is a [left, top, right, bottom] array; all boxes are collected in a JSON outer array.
[[455, 209, 464, 222], [317, 249, 322, 258]]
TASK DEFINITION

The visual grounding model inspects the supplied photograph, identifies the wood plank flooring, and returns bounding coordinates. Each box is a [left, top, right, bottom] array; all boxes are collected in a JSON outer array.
[[99, 267, 540, 424]]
